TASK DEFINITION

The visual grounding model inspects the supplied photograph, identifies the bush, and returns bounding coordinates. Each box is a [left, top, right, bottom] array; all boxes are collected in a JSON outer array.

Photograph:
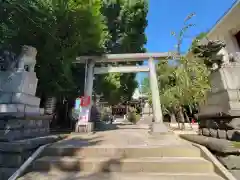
[[100, 107, 112, 122], [128, 112, 140, 124]]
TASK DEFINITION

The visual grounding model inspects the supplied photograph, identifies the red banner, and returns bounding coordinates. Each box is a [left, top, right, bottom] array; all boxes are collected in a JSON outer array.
[[80, 96, 90, 107]]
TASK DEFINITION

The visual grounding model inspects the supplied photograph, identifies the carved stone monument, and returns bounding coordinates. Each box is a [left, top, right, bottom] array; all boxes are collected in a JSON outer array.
[[195, 40, 240, 141], [0, 45, 49, 141]]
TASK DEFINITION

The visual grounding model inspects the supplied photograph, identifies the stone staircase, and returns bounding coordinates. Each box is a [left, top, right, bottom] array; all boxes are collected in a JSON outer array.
[[18, 134, 225, 180]]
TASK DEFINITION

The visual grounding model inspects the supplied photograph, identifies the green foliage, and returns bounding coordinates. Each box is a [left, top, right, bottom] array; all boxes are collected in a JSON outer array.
[[1, 0, 148, 105], [143, 56, 210, 116], [94, 0, 148, 105], [1, 0, 108, 98], [142, 13, 210, 118], [191, 39, 227, 69], [190, 32, 207, 50], [127, 110, 140, 124], [141, 77, 150, 94]]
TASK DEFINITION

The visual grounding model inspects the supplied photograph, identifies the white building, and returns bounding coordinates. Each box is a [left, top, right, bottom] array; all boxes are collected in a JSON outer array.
[[206, 0, 240, 56], [132, 88, 148, 100]]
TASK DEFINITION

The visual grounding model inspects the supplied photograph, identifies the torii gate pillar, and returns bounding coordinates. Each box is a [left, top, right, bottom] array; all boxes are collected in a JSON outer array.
[[84, 59, 95, 101], [148, 58, 168, 133]]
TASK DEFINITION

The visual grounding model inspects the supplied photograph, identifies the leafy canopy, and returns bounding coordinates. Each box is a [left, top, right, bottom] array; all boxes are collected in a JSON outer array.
[[1, 0, 108, 97]]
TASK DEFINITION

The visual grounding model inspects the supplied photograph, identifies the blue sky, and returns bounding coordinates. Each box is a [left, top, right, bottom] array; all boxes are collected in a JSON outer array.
[[136, 0, 237, 83]]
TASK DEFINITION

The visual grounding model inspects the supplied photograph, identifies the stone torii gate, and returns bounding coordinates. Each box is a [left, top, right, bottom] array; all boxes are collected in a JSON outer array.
[[75, 53, 173, 133]]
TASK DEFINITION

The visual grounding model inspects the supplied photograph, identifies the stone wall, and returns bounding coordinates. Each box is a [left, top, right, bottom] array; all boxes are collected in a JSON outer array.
[[0, 135, 65, 180], [0, 119, 50, 142], [218, 155, 240, 179], [198, 118, 240, 141]]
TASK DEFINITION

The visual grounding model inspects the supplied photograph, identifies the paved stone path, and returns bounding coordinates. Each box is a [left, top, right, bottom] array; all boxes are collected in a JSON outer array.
[[18, 125, 225, 180], [56, 124, 195, 147]]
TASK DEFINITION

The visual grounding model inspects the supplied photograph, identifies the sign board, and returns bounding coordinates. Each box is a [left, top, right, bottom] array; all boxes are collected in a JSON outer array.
[[73, 96, 91, 125], [74, 98, 81, 110], [77, 107, 90, 125]]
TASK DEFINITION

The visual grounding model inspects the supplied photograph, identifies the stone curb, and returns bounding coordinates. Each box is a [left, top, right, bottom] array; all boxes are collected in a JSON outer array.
[[192, 143, 237, 180]]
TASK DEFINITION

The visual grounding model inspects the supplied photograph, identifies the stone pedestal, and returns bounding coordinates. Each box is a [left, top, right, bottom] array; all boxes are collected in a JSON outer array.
[[0, 71, 43, 117], [75, 122, 94, 133], [0, 46, 49, 142], [198, 65, 240, 141], [199, 65, 240, 117], [150, 122, 169, 134]]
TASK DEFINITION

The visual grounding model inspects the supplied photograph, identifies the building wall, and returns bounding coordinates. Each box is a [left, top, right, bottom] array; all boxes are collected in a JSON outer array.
[[207, 2, 240, 54]]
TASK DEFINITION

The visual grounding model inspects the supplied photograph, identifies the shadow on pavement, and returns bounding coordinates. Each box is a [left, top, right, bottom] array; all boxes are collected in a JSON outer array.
[[20, 135, 126, 180]]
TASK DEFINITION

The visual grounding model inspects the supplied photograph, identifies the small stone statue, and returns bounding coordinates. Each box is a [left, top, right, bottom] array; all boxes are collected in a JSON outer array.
[[0, 45, 37, 72], [192, 40, 236, 70], [16, 45, 37, 72]]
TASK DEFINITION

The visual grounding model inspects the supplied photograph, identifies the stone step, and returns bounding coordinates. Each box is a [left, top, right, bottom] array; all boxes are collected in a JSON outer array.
[[41, 145, 201, 158], [18, 172, 225, 180], [31, 156, 214, 173]]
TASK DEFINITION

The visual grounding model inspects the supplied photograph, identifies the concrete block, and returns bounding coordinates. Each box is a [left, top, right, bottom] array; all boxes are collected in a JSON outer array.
[[23, 120, 37, 128], [218, 155, 240, 170], [199, 65, 240, 120], [0, 71, 38, 95], [209, 129, 218, 138], [0, 167, 17, 180], [0, 129, 23, 141], [0, 92, 40, 106], [75, 122, 94, 133], [0, 151, 32, 167], [23, 128, 33, 138], [0, 104, 41, 117], [0, 119, 23, 129], [0, 104, 25, 113], [217, 129, 227, 139], [202, 128, 210, 136]]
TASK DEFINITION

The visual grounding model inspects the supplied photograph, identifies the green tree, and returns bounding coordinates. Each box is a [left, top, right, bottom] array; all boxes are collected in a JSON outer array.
[[190, 32, 207, 50], [142, 13, 210, 125], [141, 77, 150, 95], [94, 0, 148, 105], [1, 0, 108, 98]]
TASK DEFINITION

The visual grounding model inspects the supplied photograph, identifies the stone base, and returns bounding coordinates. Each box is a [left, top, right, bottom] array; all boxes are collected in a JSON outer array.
[[199, 105, 240, 118], [0, 135, 65, 180], [0, 71, 38, 96], [75, 122, 94, 133], [0, 119, 50, 142], [0, 92, 40, 106], [150, 122, 169, 134], [199, 65, 240, 117], [0, 167, 17, 180], [0, 104, 44, 117]]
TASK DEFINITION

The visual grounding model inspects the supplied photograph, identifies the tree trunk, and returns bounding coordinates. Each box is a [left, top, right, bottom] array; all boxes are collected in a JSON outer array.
[[189, 105, 192, 115], [184, 111, 193, 129], [170, 112, 177, 123], [44, 96, 57, 128], [44, 96, 57, 115], [177, 107, 185, 130]]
